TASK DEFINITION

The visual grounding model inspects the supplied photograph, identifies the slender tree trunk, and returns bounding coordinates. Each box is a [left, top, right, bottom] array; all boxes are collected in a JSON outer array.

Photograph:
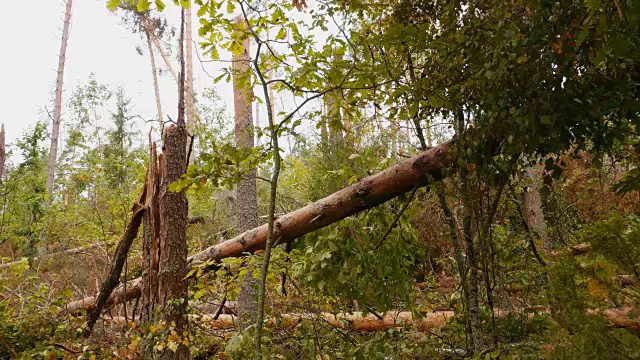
[[46, 0, 73, 201], [157, 11, 189, 359], [152, 36, 179, 84], [457, 111, 483, 352], [252, 37, 281, 360], [145, 28, 164, 133], [0, 124, 5, 182], [185, 4, 196, 156], [232, 18, 260, 330], [521, 165, 549, 250]]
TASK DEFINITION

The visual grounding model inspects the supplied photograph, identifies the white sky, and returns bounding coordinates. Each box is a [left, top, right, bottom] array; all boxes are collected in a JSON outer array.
[[0, 0, 235, 157], [0, 0, 340, 165]]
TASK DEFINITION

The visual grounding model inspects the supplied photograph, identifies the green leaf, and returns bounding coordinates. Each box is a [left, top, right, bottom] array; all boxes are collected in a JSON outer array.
[[155, 0, 166, 12], [226, 1, 235, 14], [276, 27, 287, 40], [137, 0, 152, 12], [106, 0, 120, 11], [193, 289, 206, 300]]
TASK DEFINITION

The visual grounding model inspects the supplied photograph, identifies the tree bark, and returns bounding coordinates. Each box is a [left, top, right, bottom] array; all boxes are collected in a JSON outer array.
[[46, 0, 73, 201], [83, 187, 146, 337], [66, 139, 455, 313], [157, 10, 189, 359], [199, 311, 454, 331], [232, 18, 261, 330], [141, 141, 161, 323], [157, 124, 189, 359], [521, 165, 549, 250]]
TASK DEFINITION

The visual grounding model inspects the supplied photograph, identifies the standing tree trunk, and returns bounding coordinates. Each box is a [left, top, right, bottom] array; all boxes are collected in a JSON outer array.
[[158, 125, 189, 359], [232, 18, 260, 330], [456, 110, 483, 352], [144, 19, 164, 134], [185, 4, 195, 132], [521, 165, 549, 250], [46, 0, 73, 202], [0, 124, 5, 182], [157, 10, 189, 359]]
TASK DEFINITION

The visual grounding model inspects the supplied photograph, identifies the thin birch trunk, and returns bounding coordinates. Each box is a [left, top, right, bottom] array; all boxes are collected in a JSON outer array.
[[46, 0, 73, 201]]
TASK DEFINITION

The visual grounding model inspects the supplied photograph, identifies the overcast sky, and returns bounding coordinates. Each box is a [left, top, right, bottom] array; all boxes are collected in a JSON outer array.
[[0, 0, 236, 157]]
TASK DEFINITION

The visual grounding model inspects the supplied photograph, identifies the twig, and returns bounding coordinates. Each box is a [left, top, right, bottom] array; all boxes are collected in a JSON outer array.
[[365, 305, 384, 320], [374, 183, 420, 250], [510, 188, 546, 267], [52, 343, 82, 354]]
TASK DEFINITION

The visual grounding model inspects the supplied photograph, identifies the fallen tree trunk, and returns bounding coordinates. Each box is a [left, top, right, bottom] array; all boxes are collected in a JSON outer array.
[[65, 140, 455, 313], [0, 244, 100, 269], [198, 311, 454, 331], [103, 306, 640, 331], [83, 187, 147, 336]]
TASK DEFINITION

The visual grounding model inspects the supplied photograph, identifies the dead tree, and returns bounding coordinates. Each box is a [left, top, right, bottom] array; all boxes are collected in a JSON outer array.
[[46, 0, 73, 201], [141, 141, 161, 323]]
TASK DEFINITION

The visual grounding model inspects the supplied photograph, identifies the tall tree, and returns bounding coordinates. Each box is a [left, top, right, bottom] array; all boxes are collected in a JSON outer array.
[[232, 17, 260, 330], [185, 3, 195, 131], [157, 8, 189, 360], [46, 0, 73, 202], [144, 17, 165, 133]]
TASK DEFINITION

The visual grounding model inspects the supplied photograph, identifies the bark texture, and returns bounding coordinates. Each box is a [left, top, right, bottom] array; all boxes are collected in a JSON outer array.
[[141, 142, 161, 323], [156, 10, 189, 358], [158, 125, 189, 359], [232, 19, 261, 330], [46, 0, 73, 199], [66, 140, 455, 313], [521, 165, 549, 249]]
